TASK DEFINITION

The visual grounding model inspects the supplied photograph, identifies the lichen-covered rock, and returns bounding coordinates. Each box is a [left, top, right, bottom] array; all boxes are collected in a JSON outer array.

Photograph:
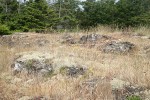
[[0, 33, 50, 47], [60, 65, 86, 77], [103, 41, 135, 53], [61, 34, 76, 44], [11, 52, 54, 76], [81, 77, 148, 100], [110, 78, 147, 100], [11, 52, 87, 77], [79, 34, 110, 44], [61, 33, 111, 45]]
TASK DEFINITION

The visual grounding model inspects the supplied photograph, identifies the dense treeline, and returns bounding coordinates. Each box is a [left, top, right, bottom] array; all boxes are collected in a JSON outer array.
[[0, 0, 150, 34]]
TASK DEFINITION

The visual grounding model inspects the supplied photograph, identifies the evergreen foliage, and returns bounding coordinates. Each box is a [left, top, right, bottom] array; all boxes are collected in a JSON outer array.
[[0, 0, 149, 33], [0, 24, 11, 35]]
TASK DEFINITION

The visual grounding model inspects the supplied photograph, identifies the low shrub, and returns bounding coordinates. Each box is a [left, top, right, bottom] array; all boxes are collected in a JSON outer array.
[[35, 29, 46, 33], [0, 24, 12, 35], [127, 95, 141, 100]]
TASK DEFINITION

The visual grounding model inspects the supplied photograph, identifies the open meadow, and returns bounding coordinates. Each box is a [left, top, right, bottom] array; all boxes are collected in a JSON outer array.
[[0, 26, 150, 100]]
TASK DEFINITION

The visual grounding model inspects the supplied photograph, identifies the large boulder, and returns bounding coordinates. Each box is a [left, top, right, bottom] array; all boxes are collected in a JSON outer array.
[[11, 52, 87, 77], [61, 33, 111, 45], [110, 78, 149, 100], [103, 41, 135, 53], [11, 52, 54, 76]]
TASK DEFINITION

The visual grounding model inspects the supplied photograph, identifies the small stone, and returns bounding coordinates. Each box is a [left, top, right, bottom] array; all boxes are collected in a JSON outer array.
[[79, 34, 110, 44], [103, 41, 135, 53], [61, 34, 76, 44], [60, 65, 87, 77]]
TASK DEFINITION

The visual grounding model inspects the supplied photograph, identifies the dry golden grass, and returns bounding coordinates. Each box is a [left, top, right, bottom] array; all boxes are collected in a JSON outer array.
[[133, 26, 150, 36], [0, 26, 150, 100]]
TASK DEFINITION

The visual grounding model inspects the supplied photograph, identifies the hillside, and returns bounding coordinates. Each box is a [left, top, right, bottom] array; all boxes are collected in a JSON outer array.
[[0, 30, 150, 100]]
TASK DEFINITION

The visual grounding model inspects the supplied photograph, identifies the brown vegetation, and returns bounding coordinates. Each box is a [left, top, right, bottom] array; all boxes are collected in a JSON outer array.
[[0, 26, 150, 100]]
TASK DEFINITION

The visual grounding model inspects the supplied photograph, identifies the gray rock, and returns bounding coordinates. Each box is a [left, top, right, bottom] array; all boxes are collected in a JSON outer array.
[[81, 77, 146, 100], [79, 34, 110, 44], [60, 65, 86, 77], [0, 33, 50, 48], [103, 41, 135, 53], [11, 52, 87, 77], [61, 34, 76, 44], [124, 85, 146, 97], [11, 52, 54, 76], [12, 62, 23, 74], [110, 78, 147, 100]]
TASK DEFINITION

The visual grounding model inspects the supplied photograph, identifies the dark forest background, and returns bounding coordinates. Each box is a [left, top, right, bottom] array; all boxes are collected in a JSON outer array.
[[0, 0, 150, 34]]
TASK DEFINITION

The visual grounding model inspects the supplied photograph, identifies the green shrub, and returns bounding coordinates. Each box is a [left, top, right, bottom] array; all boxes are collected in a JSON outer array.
[[0, 24, 12, 35], [127, 95, 141, 100], [22, 27, 29, 32], [35, 29, 45, 33]]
